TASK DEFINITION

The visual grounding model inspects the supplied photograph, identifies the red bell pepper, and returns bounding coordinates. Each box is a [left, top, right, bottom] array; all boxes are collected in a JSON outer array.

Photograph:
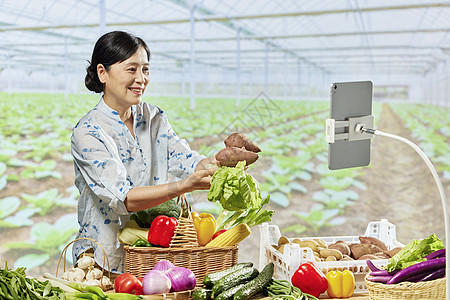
[[114, 273, 143, 295], [212, 229, 227, 240], [148, 215, 178, 247], [291, 262, 328, 298]]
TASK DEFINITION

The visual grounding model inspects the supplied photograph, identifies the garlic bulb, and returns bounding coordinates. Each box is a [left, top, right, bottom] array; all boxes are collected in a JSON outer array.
[[84, 279, 101, 286], [86, 266, 103, 281], [76, 255, 95, 270], [67, 267, 85, 282], [61, 270, 70, 281], [100, 276, 112, 287]]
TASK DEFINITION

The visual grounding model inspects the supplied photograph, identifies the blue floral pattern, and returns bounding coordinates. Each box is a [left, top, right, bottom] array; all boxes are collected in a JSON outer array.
[[70, 97, 205, 273]]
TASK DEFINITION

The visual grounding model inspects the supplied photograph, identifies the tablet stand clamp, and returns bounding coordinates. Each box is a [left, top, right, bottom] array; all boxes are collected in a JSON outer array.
[[325, 115, 374, 143]]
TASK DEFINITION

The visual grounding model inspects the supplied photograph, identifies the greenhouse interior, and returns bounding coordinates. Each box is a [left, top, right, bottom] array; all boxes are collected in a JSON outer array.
[[0, 1, 449, 299]]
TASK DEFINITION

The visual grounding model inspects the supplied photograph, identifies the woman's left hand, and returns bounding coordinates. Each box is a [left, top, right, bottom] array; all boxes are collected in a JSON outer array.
[[183, 167, 217, 192], [196, 156, 219, 171]]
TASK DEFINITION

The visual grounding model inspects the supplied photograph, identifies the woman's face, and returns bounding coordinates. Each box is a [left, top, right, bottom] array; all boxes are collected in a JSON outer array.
[[98, 46, 149, 111]]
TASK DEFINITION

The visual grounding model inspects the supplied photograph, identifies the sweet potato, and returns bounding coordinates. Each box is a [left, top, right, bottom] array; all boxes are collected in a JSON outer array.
[[328, 241, 350, 256], [358, 252, 390, 260], [358, 236, 388, 251], [224, 133, 261, 153], [340, 254, 354, 261], [349, 243, 383, 259], [215, 147, 259, 167], [384, 246, 403, 258], [357, 254, 381, 260]]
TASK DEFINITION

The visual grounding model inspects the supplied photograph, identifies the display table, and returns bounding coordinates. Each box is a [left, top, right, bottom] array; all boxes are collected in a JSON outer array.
[[258, 293, 369, 300], [321, 294, 368, 299]]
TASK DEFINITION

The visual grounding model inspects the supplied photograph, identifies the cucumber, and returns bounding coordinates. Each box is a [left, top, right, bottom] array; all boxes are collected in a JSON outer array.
[[192, 288, 212, 300], [233, 263, 274, 300], [215, 283, 246, 300], [203, 262, 253, 288], [211, 267, 259, 298]]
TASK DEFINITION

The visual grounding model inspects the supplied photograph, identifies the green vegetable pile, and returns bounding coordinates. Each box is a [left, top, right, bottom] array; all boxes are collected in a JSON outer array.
[[0, 262, 66, 299], [130, 198, 181, 228], [208, 161, 274, 230], [264, 279, 318, 300], [386, 233, 444, 272], [193, 262, 274, 300]]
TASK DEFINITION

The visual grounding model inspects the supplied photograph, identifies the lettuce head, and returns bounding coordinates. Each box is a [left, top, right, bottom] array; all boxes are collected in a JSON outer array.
[[208, 161, 263, 211]]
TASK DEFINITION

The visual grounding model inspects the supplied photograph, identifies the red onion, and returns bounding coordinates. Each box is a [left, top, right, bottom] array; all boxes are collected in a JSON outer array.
[[165, 266, 196, 292], [142, 270, 171, 295], [153, 260, 175, 273]]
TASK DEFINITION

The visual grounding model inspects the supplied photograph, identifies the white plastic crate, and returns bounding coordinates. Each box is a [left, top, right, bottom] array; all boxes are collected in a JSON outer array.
[[259, 219, 404, 293]]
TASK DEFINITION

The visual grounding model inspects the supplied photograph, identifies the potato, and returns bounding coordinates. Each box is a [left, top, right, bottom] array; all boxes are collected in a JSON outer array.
[[292, 239, 319, 252], [278, 236, 290, 247], [349, 243, 383, 259], [384, 246, 403, 258], [277, 244, 288, 254], [313, 238, 328, 249], [319, 248, 343, 260], [328, 241, 351, 256], [224, 133, 261, 153], [215, 147, 259, 167], [313, 252, 322, 262], [359, 236, 388, 251], [340, 254, 354, 261], [325, 256, 337, 261]]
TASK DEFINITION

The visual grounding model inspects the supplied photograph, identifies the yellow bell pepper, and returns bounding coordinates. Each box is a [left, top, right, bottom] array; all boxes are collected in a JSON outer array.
[[192, 212, 216, 246], [326, 270, 355, 298]]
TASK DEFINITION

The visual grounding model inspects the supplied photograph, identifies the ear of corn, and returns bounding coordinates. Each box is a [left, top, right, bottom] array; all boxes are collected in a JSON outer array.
[[205, 223, 251, 247]]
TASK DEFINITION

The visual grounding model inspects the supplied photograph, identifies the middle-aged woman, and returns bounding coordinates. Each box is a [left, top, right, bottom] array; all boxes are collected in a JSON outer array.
[[70, 30, 221, 274]]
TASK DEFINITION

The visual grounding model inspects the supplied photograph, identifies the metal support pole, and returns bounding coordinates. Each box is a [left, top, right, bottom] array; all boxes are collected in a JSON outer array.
[[181, 63, 186, 96], [64, 35, 69, 100], [283, 52, 287, 100], [189, 6, 197, 111], [264, 42, 269, 95], [297, 61, 302, 100], [7, 56, 11, 94], [99, 0, 106, 35], [236, 28, 241, 108], [446, 59, 449, 107]]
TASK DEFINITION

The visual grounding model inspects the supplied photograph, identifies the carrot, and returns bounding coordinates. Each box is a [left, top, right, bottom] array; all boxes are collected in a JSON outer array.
[[215, 147, 259, 167], [224, 133, 261, 153]]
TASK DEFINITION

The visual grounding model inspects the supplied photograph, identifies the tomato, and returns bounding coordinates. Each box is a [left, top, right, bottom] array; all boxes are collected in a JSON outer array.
[[114, 273, 143, 295], [212, 229, 227, 240]]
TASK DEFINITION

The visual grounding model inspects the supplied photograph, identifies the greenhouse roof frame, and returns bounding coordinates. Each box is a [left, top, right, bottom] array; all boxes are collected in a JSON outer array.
[[0, 0, 449, 79]]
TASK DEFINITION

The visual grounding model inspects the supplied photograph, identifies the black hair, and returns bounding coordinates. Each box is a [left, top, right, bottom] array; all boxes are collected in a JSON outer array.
[[85, 31, 151, 93]]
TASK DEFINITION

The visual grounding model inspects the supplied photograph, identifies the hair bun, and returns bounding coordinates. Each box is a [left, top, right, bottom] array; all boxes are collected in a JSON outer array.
[[85, 64, 103, 93]]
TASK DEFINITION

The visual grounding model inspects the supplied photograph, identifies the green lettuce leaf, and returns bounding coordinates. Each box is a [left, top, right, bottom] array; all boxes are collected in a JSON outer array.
[[208, 161, 253, 211], [208, 161, 274, 229], [386, 233, 444, 272]]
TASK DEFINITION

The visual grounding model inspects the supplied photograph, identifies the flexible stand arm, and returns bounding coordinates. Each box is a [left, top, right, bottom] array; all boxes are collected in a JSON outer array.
[[363, 128, 449, 298]]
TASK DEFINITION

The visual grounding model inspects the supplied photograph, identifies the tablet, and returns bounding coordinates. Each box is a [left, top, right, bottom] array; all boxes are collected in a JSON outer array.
[[328, 81, 373, 170]]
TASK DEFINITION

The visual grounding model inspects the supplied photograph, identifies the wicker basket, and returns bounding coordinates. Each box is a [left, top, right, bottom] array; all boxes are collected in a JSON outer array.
[[125, 195, 238, 286], [57, 237, 112, 291], [124, 244, 238, 286], [365, 275, 446, 299], [169, 195, 199, 248]]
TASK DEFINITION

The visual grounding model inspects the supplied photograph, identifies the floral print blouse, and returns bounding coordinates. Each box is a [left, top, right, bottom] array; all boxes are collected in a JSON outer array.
[[70, 97, 205, 273]]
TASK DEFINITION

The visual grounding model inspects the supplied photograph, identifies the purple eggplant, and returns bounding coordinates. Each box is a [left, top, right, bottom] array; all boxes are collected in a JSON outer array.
[[366, 260, 382, 272], [370, 270, 390, 276], [369, 269, 399, 277], [419, 267, 445, 282], [366, 275, 392, 284], [386, 257, 446, 284], [425, 248, 445, 260]]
